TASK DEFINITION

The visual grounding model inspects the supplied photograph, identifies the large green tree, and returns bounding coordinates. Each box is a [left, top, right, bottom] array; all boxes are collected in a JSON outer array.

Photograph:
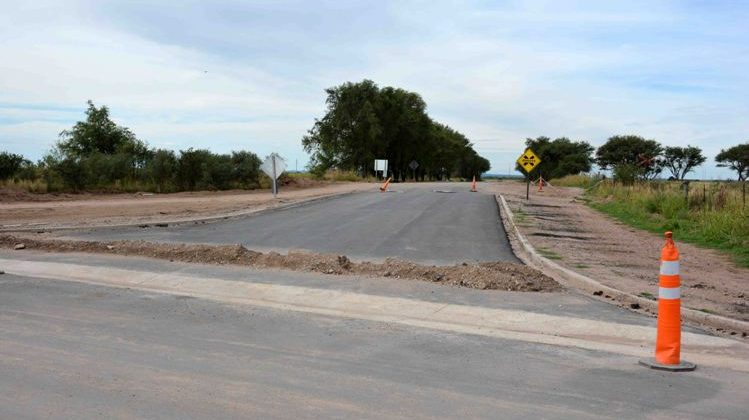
[[46, 100, 151, 189], [303, 80, 383, 176], [715, 143, 749, 181], [56, 100, 148, 160], [0, 152, 29, 180], [302, 80, 489, 180], [596, 135, 663, 181], [520, 137, 594, 179], [42, 101, 264, 192], [662, 145, 706, 180]]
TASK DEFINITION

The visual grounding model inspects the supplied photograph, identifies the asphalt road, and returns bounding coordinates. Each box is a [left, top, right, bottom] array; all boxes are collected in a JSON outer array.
[[2, 251, 748, 419], [69, 185, 518, 265]]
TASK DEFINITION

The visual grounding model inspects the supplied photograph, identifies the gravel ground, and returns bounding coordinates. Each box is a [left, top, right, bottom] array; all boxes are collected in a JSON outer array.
[[486, 180, 749, 323]]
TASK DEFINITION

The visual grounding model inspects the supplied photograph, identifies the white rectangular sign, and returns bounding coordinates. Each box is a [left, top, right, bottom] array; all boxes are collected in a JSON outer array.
[[374, 159, 388, 174]]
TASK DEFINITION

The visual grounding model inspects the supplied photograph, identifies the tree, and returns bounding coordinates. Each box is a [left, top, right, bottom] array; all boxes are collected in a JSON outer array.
[[303, 80, 383, 175], [715, 143, 749, 181], [176, 148, 213, 190], [662, 146, 706, 180], [54, 157, 86, 191], [596, 135, 663, 180], [146, 149, 178, 192], [302, 79, 489, 180], [56, 100, 147, 158], [231, 151, 262, 188], [40, 100, 153, 190], [0, 151, 29, 180], [520, 137, 594, 179]]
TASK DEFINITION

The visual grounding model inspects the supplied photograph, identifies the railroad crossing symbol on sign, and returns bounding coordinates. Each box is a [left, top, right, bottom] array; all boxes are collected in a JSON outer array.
[[261, 153, 287, 197], [516, 148, 541, 173]]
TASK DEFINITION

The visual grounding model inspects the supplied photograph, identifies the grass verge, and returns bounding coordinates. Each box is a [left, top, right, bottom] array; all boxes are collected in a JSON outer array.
[[587, 181, 749, 268]]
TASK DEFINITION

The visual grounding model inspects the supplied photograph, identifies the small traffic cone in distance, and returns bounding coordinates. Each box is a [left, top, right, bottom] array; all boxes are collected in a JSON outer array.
[[379, 177, 392, 192], [538, 177, 544, 192], [470, 176, 477, 192], [639, 232, 696, 372]]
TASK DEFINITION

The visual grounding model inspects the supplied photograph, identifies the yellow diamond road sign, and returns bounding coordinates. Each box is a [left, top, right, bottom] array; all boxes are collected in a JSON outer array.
[[517, 148, 541, 173]]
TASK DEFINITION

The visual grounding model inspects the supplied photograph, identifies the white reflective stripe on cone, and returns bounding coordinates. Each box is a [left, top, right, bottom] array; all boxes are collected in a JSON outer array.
[[659, 286, 681, 300], [660, 260, 680, 276]]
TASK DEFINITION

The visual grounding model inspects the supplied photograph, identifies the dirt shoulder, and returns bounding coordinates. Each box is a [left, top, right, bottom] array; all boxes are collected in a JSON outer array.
[[0, 182, 374, 230], [0, 234, 560, 292], [486, 180, 749, 324]]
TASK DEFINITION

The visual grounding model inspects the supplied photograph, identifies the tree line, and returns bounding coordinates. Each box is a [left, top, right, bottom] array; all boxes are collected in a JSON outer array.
[[302, 80, 490, 180], [4, 94, 747, 193], [0, 101, 263, 192], [519, 135, 749, 183]]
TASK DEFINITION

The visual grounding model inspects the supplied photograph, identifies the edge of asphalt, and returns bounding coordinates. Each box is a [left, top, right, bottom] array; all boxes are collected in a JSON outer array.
[[0, 189, 365, 233], [496, 193, 749, 337], [4, 255, 749, 372]]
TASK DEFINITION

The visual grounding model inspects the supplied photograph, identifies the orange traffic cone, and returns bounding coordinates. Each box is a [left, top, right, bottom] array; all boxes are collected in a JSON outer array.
[[379, 177, 392, 192], [470, 176, 477, 192], [639, 232, 696, 371], [538, 176, 544, 192]]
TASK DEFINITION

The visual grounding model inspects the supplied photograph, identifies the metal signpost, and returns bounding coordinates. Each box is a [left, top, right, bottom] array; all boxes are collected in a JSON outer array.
[[516, 148, 541, 200], [409, 160, 419, 181], [261, 153, 287, 197]]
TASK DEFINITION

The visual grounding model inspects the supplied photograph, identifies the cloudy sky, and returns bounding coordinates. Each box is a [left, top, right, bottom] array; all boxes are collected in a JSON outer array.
[[1, 0, 747, 178]]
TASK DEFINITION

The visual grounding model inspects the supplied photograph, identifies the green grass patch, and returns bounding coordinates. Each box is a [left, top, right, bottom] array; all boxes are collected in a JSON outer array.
[[537, 247, 563, 260], [638, 291, 656, 301], [513, 207, 530, 224], [587, 181, 749, 268], [573, 263, 591, 269]]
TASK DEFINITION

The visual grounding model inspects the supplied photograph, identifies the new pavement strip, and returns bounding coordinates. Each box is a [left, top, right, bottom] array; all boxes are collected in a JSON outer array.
[[1, 251, 747, 372], [62, 187, 519, 265]]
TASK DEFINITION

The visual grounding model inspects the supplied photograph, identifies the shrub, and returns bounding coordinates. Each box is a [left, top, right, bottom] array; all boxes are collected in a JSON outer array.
[[0, 152, 28, 180], [146, 149, 178, 192]]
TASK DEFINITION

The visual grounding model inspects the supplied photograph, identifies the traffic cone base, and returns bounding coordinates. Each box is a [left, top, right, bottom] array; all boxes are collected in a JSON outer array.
[[379, 177, 392, 192], [638, 358, 696, 372]]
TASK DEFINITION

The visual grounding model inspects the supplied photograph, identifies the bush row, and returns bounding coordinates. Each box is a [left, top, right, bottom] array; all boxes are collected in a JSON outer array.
[[1, 149, 262, 193]]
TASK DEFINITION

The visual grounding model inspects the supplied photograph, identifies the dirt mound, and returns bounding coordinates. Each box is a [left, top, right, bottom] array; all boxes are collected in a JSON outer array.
[[278, 175, 325, 189], [0, 234, 560, 292], [0, 188, 79, 203]]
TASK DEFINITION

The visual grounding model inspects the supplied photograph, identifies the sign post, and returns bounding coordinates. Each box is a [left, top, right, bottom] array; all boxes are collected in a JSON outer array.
[[261, 153, 287, 198], [516, 148, 541, 200], [409, 160, 419, 181]]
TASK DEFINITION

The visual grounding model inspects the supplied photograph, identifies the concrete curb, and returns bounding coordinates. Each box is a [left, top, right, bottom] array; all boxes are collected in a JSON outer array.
[[496, 193, 749, 336], [1, 190, 364, 233]]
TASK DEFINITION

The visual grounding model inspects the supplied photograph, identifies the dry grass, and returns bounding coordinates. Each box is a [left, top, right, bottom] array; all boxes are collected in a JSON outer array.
[[588, 180, 749, 267], [0, 179, 49, 193], [551, 174, 601, 189]]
